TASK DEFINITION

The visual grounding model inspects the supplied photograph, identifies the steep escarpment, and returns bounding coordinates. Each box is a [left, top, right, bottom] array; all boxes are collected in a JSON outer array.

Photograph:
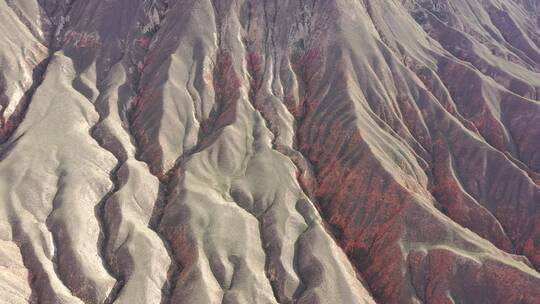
[[0, 0, 539, 304]]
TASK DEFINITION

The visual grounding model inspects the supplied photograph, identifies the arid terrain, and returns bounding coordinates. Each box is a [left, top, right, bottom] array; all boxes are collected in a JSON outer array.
[[1, 0, 539, 303]]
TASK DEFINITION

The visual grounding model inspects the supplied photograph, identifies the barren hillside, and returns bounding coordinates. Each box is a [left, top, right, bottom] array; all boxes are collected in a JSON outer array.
[[1, 0, 539, 303]]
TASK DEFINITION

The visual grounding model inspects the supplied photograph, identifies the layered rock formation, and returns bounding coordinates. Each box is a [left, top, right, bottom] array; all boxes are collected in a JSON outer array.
[[0, 0, 539, 303]]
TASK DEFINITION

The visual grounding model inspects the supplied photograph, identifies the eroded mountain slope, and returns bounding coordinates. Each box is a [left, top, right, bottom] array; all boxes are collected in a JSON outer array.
[[0, 0, 539, 303]]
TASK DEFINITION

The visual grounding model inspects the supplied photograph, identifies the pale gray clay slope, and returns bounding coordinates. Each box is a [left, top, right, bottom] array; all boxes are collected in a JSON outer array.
[[0, 1, 539, 304]]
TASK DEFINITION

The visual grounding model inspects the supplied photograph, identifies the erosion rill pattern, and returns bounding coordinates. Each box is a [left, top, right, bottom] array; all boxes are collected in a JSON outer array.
[[0, 0, 539, 303]]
